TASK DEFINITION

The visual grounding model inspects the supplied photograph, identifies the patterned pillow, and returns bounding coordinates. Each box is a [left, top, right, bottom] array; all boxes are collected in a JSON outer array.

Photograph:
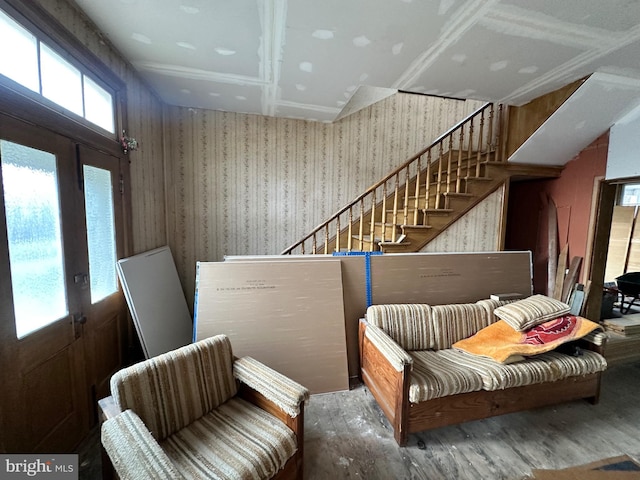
[[493, 294, 570, 331]]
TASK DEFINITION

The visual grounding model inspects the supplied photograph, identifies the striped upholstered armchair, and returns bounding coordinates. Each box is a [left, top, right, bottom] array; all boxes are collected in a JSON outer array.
[[101, 334, 309, 479]]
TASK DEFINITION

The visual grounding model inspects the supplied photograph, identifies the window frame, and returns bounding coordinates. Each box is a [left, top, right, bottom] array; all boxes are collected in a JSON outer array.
[[0, 0, 126, 157]]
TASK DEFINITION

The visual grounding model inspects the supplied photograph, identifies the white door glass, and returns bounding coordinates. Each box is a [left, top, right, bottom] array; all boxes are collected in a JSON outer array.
[[83, 164, 117, 303], [0, 140, 68, 338]]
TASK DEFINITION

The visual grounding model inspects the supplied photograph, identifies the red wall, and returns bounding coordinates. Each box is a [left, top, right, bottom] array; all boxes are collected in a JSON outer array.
[[505, 133, 609, 294]]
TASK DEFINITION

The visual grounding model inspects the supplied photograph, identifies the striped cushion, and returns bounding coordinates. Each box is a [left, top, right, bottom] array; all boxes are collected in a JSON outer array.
[[431, 303, 493, 350], [366, 304, 433, 350], [102, 409, 183, 480], [451, 349, 607, 391], [364, 323, 413, 372], [161, 397, 297, 480], [494, 295, 570, 331], [409, 350, 484, 403], [111, 335, 238, 441], [233, 356, 309, 418]]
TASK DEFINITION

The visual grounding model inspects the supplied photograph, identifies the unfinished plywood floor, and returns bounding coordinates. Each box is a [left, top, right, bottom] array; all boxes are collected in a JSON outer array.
[[79, 362, 640, 479], [304, 362, 640, 480]]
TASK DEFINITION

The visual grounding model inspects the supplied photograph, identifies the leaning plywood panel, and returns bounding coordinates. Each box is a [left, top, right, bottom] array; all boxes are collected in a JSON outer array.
[[194, 260, 349, 394], [370, 251, 533, 305], [117, 246, 193, 358], [604, 206, 635, 282], [224, 254, 367, 384]]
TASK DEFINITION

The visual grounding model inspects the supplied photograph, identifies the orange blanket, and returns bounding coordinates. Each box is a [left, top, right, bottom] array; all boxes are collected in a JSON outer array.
[[453, 315, 601, 364]]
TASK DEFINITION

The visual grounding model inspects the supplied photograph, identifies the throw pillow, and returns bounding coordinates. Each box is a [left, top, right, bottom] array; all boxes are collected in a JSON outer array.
[[494, 294, 570, 331]]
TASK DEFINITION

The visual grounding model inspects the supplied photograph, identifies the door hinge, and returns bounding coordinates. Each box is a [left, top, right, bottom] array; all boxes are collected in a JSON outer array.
[[119, 174, 125, 195]]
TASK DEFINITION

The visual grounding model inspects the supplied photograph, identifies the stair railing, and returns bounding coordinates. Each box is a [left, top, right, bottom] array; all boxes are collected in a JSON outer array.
[[281, 103, 503, 255]]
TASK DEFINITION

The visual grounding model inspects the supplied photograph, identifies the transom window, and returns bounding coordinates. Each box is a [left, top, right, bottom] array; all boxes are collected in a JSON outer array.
[[0, 7, 115, 134]]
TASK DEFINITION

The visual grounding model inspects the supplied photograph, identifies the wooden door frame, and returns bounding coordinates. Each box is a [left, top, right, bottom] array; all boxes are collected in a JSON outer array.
[[583, 177, 617, 321]]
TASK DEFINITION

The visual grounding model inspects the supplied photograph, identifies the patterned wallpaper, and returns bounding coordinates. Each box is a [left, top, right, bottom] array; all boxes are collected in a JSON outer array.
[[163, 94, 485, 301], [34, 1, 500, 307], [421, 186, 505, 253]]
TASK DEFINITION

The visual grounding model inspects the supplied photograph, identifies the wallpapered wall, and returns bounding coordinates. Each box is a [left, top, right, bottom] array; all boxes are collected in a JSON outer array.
[[421, 186, 505, 253], [37, 1, 500, 307], [37, 0, 167, 255], [163, 95, 486, 302]]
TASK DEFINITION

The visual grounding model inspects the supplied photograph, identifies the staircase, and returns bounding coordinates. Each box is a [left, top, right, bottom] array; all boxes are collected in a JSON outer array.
[[281, 103, 555, 255]]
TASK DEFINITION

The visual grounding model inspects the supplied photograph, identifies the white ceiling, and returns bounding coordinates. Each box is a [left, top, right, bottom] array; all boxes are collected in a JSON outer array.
[[72, 0, 640, 122]]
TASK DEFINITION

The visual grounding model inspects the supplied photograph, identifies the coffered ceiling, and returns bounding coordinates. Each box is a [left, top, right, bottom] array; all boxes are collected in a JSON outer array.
[[72, 0, 640, 122]]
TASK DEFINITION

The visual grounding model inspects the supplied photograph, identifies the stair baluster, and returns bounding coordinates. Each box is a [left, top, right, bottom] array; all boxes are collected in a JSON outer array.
[[476, 109, 485, 177], [369, 190, 377, 251], [456, 128, 464, 193], [358, 200, 365, 251], [391, 174, 399, 242], [424, 150, 432, 214], [467, 121, 474, 180], [403, 166, 410, 227], [435, 141, 444, 209], [446, 136, 453, 197], [487, 104, 495, 162], [413, 155, 422, 226], [347, 207, 353, 251], [380, 181, 388, 243]]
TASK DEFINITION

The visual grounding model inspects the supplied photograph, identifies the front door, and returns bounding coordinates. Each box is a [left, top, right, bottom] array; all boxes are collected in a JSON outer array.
[[0, 113, 129, 452]]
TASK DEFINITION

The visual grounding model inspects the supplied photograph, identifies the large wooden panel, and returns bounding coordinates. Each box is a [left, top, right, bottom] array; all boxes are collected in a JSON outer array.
[[224, 254, 368, 383], [370, 252, 532, 305], [626, 208, 640, 273], [194, 260, 349, 394], [604, 206, 635, 282]]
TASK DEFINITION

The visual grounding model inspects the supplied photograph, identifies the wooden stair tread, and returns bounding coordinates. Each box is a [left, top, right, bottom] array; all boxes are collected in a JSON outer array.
[[423, 208, 453, 214], [400, 224, 432, 230], [443, 192, 473, 197], [465, 176, 493, 181]]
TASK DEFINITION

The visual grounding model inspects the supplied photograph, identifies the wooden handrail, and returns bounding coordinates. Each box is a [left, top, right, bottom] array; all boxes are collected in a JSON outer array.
[[281, 102, 502, 255]]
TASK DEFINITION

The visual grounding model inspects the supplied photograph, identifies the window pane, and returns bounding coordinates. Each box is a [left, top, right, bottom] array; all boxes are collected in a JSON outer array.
[[1, 140, 68, 338], [621, 183, 640, 206], [83, 165, 117, 303], [40, 43, 83, 116], [84, 76, 115, 133], [0, 9, 39, 92]]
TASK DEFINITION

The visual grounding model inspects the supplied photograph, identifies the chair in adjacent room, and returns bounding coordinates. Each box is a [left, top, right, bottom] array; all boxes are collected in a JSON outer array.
[[101, 334, 309, 479]]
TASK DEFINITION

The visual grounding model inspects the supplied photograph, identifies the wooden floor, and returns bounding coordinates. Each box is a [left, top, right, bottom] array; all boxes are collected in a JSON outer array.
[[305, 362, 640, 480], [79, 361, 640, 480]]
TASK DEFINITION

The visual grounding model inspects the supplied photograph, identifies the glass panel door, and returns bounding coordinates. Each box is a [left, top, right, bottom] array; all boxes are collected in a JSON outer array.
[[77, 144, 129, 402], [83, 164, 118, 303], [0, 113, 90, 453], [0, 140, 68, 338]]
